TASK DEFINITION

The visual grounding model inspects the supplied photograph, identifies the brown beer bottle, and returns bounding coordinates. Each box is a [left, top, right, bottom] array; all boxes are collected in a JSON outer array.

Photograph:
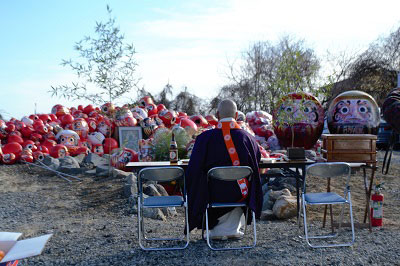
[[169, 132, 178, 163]]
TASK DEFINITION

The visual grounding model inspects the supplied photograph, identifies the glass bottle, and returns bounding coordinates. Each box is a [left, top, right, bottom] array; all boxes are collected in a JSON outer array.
[[169, 132, 178, 163]]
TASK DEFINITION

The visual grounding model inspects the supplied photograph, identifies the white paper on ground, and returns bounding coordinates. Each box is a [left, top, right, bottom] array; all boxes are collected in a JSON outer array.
[[0, 232, 22, 254], [0, 232, 22, 242], [0, 234, 52, 263]]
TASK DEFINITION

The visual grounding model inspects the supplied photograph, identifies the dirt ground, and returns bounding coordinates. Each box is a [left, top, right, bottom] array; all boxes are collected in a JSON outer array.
[[0, 150, 399, 265]]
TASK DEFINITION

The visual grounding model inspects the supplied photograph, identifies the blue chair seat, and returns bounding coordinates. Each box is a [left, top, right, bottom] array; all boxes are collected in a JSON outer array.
[[304, 192, 347, 204], [143, 196, 184, 207]]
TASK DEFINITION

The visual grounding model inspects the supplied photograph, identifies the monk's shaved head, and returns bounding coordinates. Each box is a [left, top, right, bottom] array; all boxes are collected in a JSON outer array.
[[217, 99, 238, 119]]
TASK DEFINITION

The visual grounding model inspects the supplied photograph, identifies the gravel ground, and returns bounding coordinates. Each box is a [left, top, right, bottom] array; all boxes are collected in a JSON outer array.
[[1, 150, 400, 265]]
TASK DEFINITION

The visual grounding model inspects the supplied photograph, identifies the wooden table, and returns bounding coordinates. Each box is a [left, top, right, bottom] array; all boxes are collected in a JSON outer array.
[[127, 158, 315, 217]]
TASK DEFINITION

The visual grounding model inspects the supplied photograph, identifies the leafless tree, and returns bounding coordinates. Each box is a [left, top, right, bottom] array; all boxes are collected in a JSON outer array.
[[216, 35, 320, 114], [155, 83, 173, 109], [170, 87, 207, 115]]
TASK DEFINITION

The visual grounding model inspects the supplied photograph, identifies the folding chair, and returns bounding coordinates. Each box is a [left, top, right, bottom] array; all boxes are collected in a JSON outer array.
[[301, 162, 355, 248], [204, 166, 256, 251], [137, 166, 189, 250]]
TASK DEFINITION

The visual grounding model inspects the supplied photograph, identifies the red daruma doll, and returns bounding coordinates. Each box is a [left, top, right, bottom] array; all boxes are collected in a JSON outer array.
[[327, 90, 380, 135], [273, 92, 324, 149], [111, 147, 138, 170]]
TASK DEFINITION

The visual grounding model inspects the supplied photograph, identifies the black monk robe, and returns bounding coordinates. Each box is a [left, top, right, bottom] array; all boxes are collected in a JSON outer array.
[[186, 127, 262, 231]]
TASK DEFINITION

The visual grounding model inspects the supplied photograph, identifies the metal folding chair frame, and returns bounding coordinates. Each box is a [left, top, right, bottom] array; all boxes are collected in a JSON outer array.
[[301, 162, 355, 248], [137, 166, 189, 251], [204, 166, 257, 251]]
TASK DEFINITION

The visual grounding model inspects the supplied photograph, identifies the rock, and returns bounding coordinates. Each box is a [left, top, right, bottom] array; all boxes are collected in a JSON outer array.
[[102, 154, 111, 161], [83, 153, 109, 168], [96, 164, 112, 177], [128, 194, 137, 206], [161, 207, 178, 217], [143, 184, 161, 197], [59, 156, 80, 168], [59, 167, 87, 175], [262, 189, 273, 211], [268, 177, 297, 193], [124, 174, 138, 198], [131, 194, 167, 221], [262, 183, 269, 195], [124, 183, 138, 198], [272, 195, 297, 219], [74, 153, 86, 166], [155, 184, 169, 196], [42, 155, 60, 170], [125, 173, 137, 186], [131, 180, 178, 217], [141, 207, 166, 221], [260, 209, 275, 220], [112, 168, 131, 179], [85, 169, 97, 175], [131, 204, 138, 214], [58, 156, 84, 174], [269, 188, 292, 201]]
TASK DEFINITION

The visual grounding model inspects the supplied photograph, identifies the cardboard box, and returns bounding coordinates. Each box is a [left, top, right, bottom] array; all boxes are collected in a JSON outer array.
[[0, 232, 52, 263]]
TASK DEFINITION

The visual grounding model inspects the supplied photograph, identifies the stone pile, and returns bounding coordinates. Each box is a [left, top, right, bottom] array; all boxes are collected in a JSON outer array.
[[261, 173, 298, 220]]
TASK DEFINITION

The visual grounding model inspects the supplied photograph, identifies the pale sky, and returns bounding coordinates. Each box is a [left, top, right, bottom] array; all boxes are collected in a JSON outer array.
[[1, 0, 400, 120]]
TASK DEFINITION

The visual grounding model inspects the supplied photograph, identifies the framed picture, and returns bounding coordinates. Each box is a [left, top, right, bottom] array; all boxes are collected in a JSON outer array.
[[118, 126, 143, 152]]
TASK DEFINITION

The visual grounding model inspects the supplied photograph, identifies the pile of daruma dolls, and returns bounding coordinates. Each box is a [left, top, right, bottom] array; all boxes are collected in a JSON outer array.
[[0, 90, 380, 171]]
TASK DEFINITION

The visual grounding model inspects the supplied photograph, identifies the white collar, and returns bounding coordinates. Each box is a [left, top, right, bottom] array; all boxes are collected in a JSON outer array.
[[219, 117, 236, 122]]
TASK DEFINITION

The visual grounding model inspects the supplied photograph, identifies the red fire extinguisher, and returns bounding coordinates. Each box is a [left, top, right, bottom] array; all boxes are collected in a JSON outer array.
[[370, 183, 384, 227]]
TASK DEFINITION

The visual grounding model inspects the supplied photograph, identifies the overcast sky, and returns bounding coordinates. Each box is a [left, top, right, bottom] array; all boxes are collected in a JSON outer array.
[[1, 0, 400, 120]]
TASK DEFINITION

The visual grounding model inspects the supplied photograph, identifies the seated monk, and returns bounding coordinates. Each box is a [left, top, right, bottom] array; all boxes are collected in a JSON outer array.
[[186, 99, 263, 239]]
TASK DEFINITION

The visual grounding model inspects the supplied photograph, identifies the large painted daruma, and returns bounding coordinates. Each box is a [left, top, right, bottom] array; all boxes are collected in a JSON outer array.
[[327, 90, 380, 134], [273, 92, 324, 149]]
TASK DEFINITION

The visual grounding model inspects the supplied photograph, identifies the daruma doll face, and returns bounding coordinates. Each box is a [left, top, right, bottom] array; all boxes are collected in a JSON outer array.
[[327, 90, 379, 134], [273, 92, 324, 149]]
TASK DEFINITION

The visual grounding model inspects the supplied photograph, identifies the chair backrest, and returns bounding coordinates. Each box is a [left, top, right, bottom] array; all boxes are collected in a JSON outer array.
[[207, 166, 253, 181], [304, 162, 351, 192], [138, 166, 185, 183], [306, 162, 351, 178]]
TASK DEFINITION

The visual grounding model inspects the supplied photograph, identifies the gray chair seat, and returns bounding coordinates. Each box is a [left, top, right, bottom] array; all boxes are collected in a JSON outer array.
[[305, 192, 347, 204]]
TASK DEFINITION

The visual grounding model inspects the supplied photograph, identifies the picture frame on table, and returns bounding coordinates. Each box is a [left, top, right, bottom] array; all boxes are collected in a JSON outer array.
[[118, 126, 143, 152]]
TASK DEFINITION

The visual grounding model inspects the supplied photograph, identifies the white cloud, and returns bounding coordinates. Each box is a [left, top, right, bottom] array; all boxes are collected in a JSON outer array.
[[126, 0, 400, 103]]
